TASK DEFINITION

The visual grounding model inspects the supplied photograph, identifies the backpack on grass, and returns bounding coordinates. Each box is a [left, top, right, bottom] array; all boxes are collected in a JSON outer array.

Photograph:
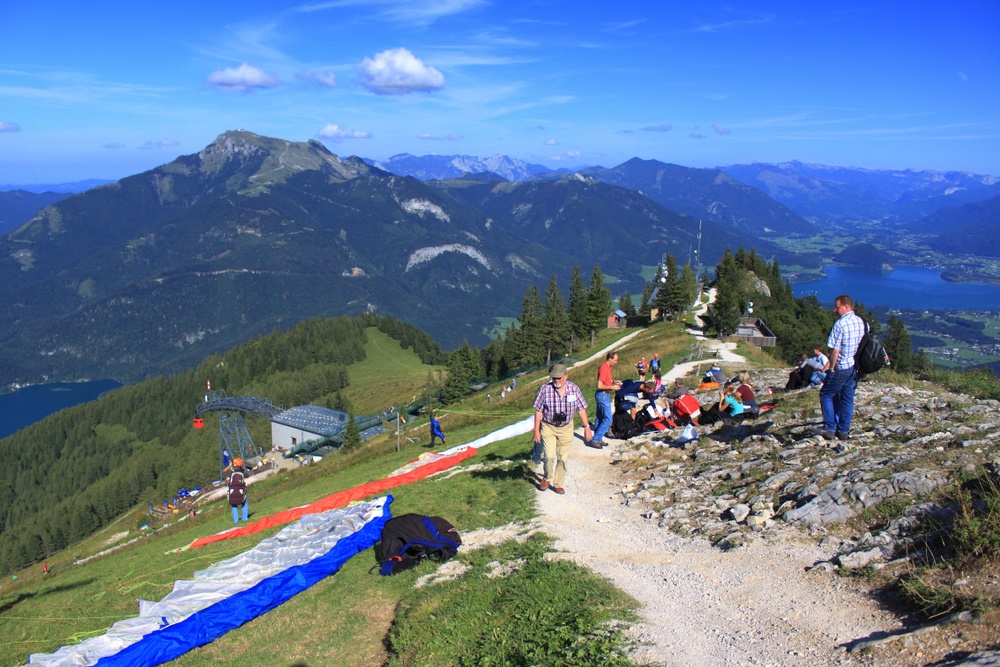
[[373, 514, 461, 576], [854, 319, 890, 377]]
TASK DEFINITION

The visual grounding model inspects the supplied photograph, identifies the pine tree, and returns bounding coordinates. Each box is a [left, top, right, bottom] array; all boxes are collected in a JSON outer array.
[[341, 414, 362, 450], [440, 342, 483, 405], [567, 266, 589, 353], [884, 315, 913, 373], [541, 274, 570, 365], [619, 292, 635, 317], [586, 264, 612, 347]]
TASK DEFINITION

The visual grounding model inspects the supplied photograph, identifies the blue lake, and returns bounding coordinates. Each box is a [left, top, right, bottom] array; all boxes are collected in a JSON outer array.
[[0, 379, 123, 439], [792, 264, 1000, 311]]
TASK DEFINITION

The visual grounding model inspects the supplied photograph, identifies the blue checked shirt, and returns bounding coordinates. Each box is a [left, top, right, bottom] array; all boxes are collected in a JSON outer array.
[[828, 311, 866, 370], [533, 380, 588, 426]]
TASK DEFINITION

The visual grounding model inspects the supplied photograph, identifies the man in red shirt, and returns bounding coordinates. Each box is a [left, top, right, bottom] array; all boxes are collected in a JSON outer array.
[[590, 352, 621, 448], [532, 363, 592, 494]]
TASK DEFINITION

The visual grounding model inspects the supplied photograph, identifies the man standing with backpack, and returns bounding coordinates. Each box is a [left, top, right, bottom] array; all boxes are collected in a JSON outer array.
[[228, 458, 248, 524], [818, 295, 866, 442]]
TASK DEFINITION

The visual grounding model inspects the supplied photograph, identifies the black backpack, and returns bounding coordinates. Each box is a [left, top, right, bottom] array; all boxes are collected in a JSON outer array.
[[227, 471, 246, 507], [373, 514, 461, 576], [854, 319, 890, 377], [610, 410, 644, 440]]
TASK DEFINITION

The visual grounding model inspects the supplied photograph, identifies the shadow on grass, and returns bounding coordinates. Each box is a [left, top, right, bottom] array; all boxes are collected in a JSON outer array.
[[0, 577, 96, 616]]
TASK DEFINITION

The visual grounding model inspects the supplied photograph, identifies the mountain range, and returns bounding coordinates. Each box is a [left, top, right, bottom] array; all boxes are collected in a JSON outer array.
[[718, 160, 1000, 225], [0, 131, 783, 386], [1, 134, 998, 387]]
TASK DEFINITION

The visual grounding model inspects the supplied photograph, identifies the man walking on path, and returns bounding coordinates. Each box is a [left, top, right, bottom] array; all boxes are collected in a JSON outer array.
[[590, 352, 621, 448], [429, 415, 446, 447], [819, 295, 866, 441], [650, 353, 661, 376], [533, 363, 592, 494]]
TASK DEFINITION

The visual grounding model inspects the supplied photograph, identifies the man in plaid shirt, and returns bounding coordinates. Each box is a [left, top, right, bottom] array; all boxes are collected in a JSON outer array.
[[819, 294, 866, 441], [533, 363, 592, 494]]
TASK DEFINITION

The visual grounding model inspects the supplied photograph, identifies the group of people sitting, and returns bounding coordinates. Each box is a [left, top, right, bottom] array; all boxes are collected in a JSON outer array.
[[695, 370, 761, 426], [609, 366, 766, 436], [784, 345, 830, 390]]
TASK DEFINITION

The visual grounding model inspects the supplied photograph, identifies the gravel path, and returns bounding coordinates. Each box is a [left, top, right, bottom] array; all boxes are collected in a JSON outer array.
[[534, 304, 899, 666]]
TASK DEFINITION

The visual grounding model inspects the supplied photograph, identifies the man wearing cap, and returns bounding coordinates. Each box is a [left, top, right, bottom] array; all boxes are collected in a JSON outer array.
[[532, 363, 592, 494]]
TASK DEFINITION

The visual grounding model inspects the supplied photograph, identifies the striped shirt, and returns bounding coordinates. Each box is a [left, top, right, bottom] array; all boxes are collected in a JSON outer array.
[[828, 310, 866, 370], [533, 380, 588, 426]]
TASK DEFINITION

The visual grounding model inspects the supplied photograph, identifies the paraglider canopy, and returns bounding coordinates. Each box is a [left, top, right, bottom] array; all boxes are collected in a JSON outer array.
[[193, 417, 205, 429]]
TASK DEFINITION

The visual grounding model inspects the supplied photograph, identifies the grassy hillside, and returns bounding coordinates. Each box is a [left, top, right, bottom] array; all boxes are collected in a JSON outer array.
[[0, 319, 690, 666]]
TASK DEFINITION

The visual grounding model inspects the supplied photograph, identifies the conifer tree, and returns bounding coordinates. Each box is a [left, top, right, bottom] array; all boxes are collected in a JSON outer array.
[[619, 292, 635, 317], [884, 315, 913, 373], [567, 266, 589, 353], [341, 414, 362, 450], [440, 342, 483, 404], [541, 274, 570, 365], [586, 264, 612, 346]]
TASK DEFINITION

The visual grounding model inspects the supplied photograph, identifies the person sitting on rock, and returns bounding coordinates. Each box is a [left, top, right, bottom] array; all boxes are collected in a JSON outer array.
[[697, 382, 744, 426]]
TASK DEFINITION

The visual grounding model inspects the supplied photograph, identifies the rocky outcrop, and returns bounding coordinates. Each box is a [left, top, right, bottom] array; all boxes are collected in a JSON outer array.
[[605, 366, 1000, 570]]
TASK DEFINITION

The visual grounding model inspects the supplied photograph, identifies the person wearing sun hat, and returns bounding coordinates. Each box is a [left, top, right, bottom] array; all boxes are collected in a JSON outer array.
[[532, 362, 591, 494]]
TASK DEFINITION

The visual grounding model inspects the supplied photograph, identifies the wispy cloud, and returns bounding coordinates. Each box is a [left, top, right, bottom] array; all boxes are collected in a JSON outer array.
[[356, 48, 444, 95], [138, 139, 180, 150], [691, 16, 773, 33], [103, 142, 126, 149], [604, 18, 647, 34], [0, 120, 21, 133], [544, 138, 558, 145], [296, 0, 486, 26], [206, 63, 282, 93], [317, 124, 372, 141], [644, 124, 672, 132], [690, 133, 706, 139], [712, 123, 731, 135], [297, 70, 337, 87], [418, 132, 461, 140]]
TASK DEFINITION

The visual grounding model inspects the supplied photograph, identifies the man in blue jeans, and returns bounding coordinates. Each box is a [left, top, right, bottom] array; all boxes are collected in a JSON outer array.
[[590, 352, 621, 448], [819, 295, 866, 441]]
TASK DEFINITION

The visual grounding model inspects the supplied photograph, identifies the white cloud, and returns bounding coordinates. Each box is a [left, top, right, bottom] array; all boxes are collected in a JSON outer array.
[[206, 63, 282, 93], [317, 124, 372, 141], [0, 120, 22, 133], [103, 142, 126, 149], [544, 138, 558, 145], [356, 48, 444, 95], [567, 150, 580, 157], [138, 139, 181, 150], [644, 124, 672, 132], [417, 132, 461, 141], [297, 70, 337, 87], [712, 123, 731, 135], [690, 133, 706, 139]]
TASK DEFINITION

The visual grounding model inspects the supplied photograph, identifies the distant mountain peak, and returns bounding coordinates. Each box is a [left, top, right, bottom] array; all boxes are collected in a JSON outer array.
[[194, 130, 369, 188], [368, 153, 554, 182]]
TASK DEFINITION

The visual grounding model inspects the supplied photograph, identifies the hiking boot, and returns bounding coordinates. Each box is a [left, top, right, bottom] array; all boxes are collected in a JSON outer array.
[[836, 431, 851, 441], [588, 439, 606, 449], [814, 428, 836, 441], [538, 479, 549, 491], [552, 486, 565, 494]]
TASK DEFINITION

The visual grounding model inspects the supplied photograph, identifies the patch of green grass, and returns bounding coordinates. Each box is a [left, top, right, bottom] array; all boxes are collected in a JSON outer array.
[[383, 534, 638, 667], [343, 328, 444, 415]]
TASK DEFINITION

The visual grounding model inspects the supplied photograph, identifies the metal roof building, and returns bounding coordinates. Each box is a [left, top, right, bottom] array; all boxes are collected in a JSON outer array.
[[270, 405, 348, 451]]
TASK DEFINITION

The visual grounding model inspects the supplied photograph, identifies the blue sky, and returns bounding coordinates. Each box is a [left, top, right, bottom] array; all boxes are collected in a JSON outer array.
[[1, 0, 998, 183]]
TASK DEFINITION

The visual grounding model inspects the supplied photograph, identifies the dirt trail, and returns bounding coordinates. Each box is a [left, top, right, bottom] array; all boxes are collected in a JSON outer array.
[[534, 295, 897, 666]]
